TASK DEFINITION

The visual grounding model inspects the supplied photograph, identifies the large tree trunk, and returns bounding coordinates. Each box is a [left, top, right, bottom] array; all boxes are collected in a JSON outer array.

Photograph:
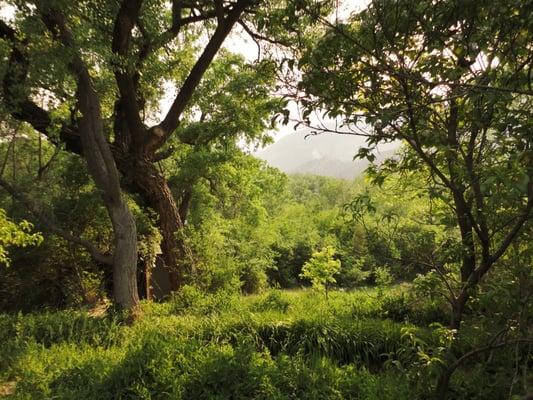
[[78, 94, 140, 309], [108, 201, 139, 309], [132, 158, 190, 291], [39, 7, 141, 310], [33, 6, 140, 311]]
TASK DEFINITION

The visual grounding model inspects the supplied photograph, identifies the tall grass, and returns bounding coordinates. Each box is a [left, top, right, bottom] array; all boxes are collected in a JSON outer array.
[[0, 287, 505, 399]]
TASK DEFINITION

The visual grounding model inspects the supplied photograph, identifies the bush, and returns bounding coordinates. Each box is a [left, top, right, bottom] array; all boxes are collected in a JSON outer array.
[[379, 291, 449, 326], [380, 293, 411, 321], [336, 259, 371, 288], [169, 285, 237, 315], [374, 266, 393, 287], [0, 310, 122, 348], [241, 263, 268, 294], [6, 334, 414, 399], [252, 290, 290, 313], [299, 246, 341, 297], [2, 288, 513, 400]]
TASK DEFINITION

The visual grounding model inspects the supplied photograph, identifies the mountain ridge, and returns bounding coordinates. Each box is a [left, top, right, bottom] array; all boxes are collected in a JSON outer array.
[[255, 128, 398, 180]]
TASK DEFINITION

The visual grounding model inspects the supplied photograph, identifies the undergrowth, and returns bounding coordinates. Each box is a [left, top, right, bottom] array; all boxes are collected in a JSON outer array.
[[0, 287, 516, 399]]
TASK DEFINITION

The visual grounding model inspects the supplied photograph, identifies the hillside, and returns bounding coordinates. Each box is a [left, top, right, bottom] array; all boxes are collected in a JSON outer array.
[[255, 128, 398, 179]]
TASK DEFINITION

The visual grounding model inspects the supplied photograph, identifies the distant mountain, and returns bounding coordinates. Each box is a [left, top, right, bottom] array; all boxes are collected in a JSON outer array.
[[255, 127, 398, 180]]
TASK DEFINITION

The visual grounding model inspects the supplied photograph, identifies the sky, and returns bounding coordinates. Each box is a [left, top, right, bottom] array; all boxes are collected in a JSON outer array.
[[0, 2, 14, 21]]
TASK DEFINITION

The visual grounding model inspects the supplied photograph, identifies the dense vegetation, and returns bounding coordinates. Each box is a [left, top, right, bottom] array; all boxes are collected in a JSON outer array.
[[0, 0, 531, 398], [0, 287, 519, 399]]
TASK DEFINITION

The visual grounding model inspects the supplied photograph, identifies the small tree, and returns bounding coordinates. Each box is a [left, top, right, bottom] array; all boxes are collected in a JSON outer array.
[[300, 246, 341, 298], [374, 266, 393, 296]]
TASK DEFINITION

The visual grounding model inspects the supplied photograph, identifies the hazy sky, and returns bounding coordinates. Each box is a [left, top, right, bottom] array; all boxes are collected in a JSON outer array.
[[0, 2, 14, 21]]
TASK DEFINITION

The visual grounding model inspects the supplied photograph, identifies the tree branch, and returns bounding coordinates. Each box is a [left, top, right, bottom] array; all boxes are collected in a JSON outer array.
[[171, 0, 183, 33], [0, 177, 113, 266], [152, 145, 176, 162], [313, 14, 533, 97], [151, 0, 255, 150], [239, 19, 292, 47], [214, 0, 225, 23], [447, 338, 533, 378], [111, 0, 146, 139], [39, 5, 123, 200], [489, 177, 533, 265], [137, 5, 234, 73]]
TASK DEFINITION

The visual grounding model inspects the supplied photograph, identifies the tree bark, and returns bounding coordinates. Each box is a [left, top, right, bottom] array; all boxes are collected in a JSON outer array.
[[131, 158, 190, 290], [450, 295, 466, 331], [107, 201, 139, 309], [39, 8, 140, 310], [106, 0, 253, 293], [75, 78, 140, 310]]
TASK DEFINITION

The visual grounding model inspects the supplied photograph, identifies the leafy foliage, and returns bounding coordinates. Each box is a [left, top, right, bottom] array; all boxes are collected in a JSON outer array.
[[295, 0, 533, 396], [0, 0, 531, 398], [0, 208, 42, 266], [299, 246, 341, 296], [1, 288, 526, 399]]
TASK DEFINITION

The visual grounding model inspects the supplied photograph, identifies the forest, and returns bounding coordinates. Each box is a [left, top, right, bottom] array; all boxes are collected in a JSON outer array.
[[0, 0, 531, 399]]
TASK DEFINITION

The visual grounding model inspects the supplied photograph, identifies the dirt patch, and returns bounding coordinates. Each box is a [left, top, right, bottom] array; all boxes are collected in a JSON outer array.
[[0, 381, 16, 397]]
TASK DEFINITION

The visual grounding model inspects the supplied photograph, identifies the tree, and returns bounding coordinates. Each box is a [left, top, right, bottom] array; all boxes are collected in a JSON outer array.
[[174, 151, 286, 293], [159, 52, 283, 283], [1, 0, 258, 293], [299, 245, 341, 298], [1, 2, 140, 309], [295, 0, 532, 396], [0, 0, 333, 293], [343, 175, 445, 281]]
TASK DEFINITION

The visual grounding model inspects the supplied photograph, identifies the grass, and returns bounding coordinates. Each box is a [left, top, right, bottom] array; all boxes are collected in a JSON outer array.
[[0, 286, 510, 399]]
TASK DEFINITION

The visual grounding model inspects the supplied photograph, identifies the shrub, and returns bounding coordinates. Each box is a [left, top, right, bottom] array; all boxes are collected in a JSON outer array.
[[241, 263, 268, 294], [0, 310, 122, 348], [380, 293, 411, 321], [252, 290, 290, 313], [169, 285, 237, 315], [379, 291, 449, 326], [374, 266, 393, 287]]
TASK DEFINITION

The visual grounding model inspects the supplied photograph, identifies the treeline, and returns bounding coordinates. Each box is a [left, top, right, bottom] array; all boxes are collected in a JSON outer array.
[[0, 130, 441, 310]]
